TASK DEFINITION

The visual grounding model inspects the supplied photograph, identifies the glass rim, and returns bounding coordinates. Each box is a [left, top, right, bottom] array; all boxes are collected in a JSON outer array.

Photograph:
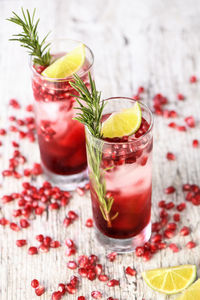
[[85, 97, 154, 145], [29, 38, 94, 81]]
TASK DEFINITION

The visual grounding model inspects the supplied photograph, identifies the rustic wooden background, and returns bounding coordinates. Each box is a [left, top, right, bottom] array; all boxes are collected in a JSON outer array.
[[1, 0, 200, 299]]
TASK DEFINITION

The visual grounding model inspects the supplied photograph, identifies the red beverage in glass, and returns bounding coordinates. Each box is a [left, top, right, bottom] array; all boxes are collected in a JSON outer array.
[[86, 97, 153, 252], [30, 40, 94, 189]]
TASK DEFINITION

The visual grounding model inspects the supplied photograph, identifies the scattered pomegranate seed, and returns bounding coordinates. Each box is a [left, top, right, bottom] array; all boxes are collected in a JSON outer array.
[[52, 291, 62, 300], [158, 200, 166, 208], [91, 291, 102, 299], [107, 279, 119, 287], [169, 243, 179, 253], [67, 261, 77, 270], [165, 186, 176, 194], [28, 246, 38, 255], [0, 218, 9, 226], [85, 218, 93, 227], [190, 75, 197, 83], [9, 98, 21, 109], [186, 241, 196, 249], [164, 229, 175, 239], [173, 213, 180, 222], [177, 93, 184, 100], [138, 86, 144, 94], [166, 152, 176, 161], [63, 217, 72, 227], [167, 223, 177, 231], [165, 202, 175, 210], [177, 203, 186, 211], [20, 218, 30, 228], [184, 116, 195, 128], [107, 252, 117, 262], [151, 233, 162, 244], [180, 226, 190, 236], [66, 283, 77, 294], [31, 279, 39, 288], [76, 187, 85, 196], [0, 128, 6, 135], [50, 241, 61, 248], [125, 266, 136, 276], [36, 234, 44, 243], [135, 246, 145, 257], [98, 274, 109, 282], [68, 210, 78, 220], [177, 126, 187, 132], [192, 139, 199, 148], [16, 239, 27, 247], [35, 286, 45, 296], [10, 222, 20, 232], [78, 297, 86, 300]]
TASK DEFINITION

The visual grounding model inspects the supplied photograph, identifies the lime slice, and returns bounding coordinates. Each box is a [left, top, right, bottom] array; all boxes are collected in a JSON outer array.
[[142, 265, 196, 295], [42, 43, 85, 78], [175, 278, 200, 300], [101, 102, 142, 138]]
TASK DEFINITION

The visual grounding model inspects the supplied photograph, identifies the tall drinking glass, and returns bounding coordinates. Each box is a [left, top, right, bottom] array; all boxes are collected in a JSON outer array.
[[30, 39, 94, 190], [86, 97, 153, 252]]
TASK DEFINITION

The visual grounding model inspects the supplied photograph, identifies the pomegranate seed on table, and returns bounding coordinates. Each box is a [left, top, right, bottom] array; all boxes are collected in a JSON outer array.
[[166, 152, 176, 161], [192, 139, 199, 148], [164, 229, 175, 239], [78, 297, 86, 300], [184, 116, 195, 128], [68, 210, 78, 220], [36, 234, 44, 243], [52, 291, 62, 300], [91, 291, 102, 299], [125, 266, 136, 276], [186, 241, 196, 249], [16, 239, 27, 247], [35, 286, 45, 296], [189, 75, 197, 83], [135, 246, 145, 257], [180, 226, 190, 236], [151, 233, 162, 244], [87, 270, 96, 281], [169, 243, 179, 253], [177, 93, 184, 100], [39, 244, 49, 253], [9, 98, 21, 109], [107, 252, 117, 262], [158, 200, 166, 208], [165, 202, 175, 210], [0, 218, 9, 226], [50, 240, 61, 248], [173, 213, 180, 222], [107, 279, 120, 287], [20, 218, 30, 228], [67, 261, 78, 270], [28, 246, 38, 255], [165, 186, 176, 194], [31, 279, 39, 288], [66, 283, 77, 294], [10, 222, 20, 232], [98, 274, 109, 281], [76, 187, 85, 196], [85, 218, 93, 227], [177, 203, 186, 211], [167, 223, 177, 231]]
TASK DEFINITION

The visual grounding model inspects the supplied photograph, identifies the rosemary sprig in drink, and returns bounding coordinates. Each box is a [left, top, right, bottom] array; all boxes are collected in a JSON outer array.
[[70, 73, 118, 227], [7, 8, 51, 66]]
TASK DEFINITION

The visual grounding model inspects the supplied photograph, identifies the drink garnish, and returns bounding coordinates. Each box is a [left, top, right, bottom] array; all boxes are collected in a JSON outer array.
[[70, 73, 118, 227], [142, 265, 196, 294], [41, 44, 85, 78], [101, 102, 142, 138], [7, 8, 51, 66]]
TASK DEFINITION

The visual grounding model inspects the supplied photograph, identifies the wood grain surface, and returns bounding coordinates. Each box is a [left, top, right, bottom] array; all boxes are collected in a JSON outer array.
[[1, 0, 200, 299]]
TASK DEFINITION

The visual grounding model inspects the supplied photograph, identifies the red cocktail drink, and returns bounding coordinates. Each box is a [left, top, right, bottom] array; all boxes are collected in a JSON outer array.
[[30, 40, 94, 189], [86, 97, 153, 252]]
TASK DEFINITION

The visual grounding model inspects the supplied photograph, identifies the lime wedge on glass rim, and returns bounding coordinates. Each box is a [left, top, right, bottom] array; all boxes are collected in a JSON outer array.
[[42, 43, 85, 78], [101, 102, 142, 138], [142, 265, 197, 295]]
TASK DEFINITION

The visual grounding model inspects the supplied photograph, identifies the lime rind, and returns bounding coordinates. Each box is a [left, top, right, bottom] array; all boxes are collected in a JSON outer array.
[[101, 102, 142, 138], [142, 265, 197, 295], [41, 43, 85, 79]]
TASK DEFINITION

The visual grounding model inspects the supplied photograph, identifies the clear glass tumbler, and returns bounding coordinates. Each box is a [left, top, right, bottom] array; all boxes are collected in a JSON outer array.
[[30, 39, 94, 190], [86, 97, 153, 252]]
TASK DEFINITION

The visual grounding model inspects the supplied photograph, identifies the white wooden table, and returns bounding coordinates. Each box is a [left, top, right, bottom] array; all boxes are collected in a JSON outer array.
[[1, 0, 200, 299]]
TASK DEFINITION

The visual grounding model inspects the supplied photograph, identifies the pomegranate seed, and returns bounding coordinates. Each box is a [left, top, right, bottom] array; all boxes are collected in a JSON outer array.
[[135, 246, 145, 257], [107, 279, 119, 287], [66, 247, 76, 258], [167, 223, 177, 231], [66, 283, 77, 294], [143, 251, 152, 261], [16, 239, 27, 247], [158, 242, 167, 250], [63, 217, 72, 227], [39, 244, 49, 253], [166, 152, 176, 161], [160, 209, 168, 219], [9, 98, 21, 109], [26, 104, 33, 112], [70, 275, 79, 287], [107, 252, 117, 262], [43, 236, 52, 246], [192, 139, 199, 148], [67, 261, 77, 270], [165, 202, 175, 210], [125, 267, 136, 276], [165, 186, 176, 194], [169, 243, 179, 253], [168, 122, 177, 128], [173, 213, 180, 222], [35, 286, 45, 296], [65, 238, 75, 248], [78, 268, 88, 278], [177, 125, 187, 132], [151, 233, 162, 244], [85, 218, 93, 227], [31, 279, 39, 288], [10, 222, 20, 232], [52, 291, 62, 300], [164, 229, 175, 239], [91, 291, 102, 299], [28, 246, 38, 255], [138, 86, 144, 94], [177, 203, 186, 211], [84, 182, 90, 190], [177, 93, 184, 100], [0, 218, 9, 226], [152, 222, 161, 232], [58, 283, 66, 295], [20, 218, 30, 228], [87, 270, 97, 281], [95, 264, 103, 275], [12, 209, 22, 217], [180, 226, 190, 236], [186, 241, 196, 249], [78, 297, 86, 300], [0, 129, 6, 135], [68, 210, 78, 220], [190, 75, 197, 83], [49, 202, 60, 210], [98, 274, 109, 281], [36, 234, 44, 243], [184, 116, 195, 128], [76, 187, 85, 196], [50, 240, 61, 248], [158, 200, 166, 208]]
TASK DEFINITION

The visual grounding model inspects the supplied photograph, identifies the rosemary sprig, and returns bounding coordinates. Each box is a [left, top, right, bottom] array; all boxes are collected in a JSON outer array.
[[70, 73, 118, 227], [7, 8, 51, 66]]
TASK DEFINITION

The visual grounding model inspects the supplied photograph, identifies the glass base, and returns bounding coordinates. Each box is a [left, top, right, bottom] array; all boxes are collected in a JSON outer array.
[[95, 221, 151, 253], [42, 163, 88, 191]]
